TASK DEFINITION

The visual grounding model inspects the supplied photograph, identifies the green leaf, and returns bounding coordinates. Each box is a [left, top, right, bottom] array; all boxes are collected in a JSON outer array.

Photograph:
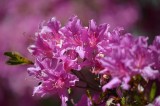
[[121, 97, 126, 105], [4, 52, 33, 65], [149, 82, 157, 102]]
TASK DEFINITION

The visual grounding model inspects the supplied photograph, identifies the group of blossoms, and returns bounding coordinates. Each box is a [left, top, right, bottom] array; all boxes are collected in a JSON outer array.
[[28, 16, 160, 106]]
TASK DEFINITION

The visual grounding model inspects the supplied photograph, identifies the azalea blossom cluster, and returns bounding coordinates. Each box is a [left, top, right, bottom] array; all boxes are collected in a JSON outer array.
[[28, 16, 160, 106]]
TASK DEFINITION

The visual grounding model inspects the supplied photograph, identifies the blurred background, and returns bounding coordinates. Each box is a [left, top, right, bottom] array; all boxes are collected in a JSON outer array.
[[0, 0, 160, 106]]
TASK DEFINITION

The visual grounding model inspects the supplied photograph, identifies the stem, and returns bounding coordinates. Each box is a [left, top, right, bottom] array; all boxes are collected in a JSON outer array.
[[86, 89, 96, 106], [72, 70, 101, 92]]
